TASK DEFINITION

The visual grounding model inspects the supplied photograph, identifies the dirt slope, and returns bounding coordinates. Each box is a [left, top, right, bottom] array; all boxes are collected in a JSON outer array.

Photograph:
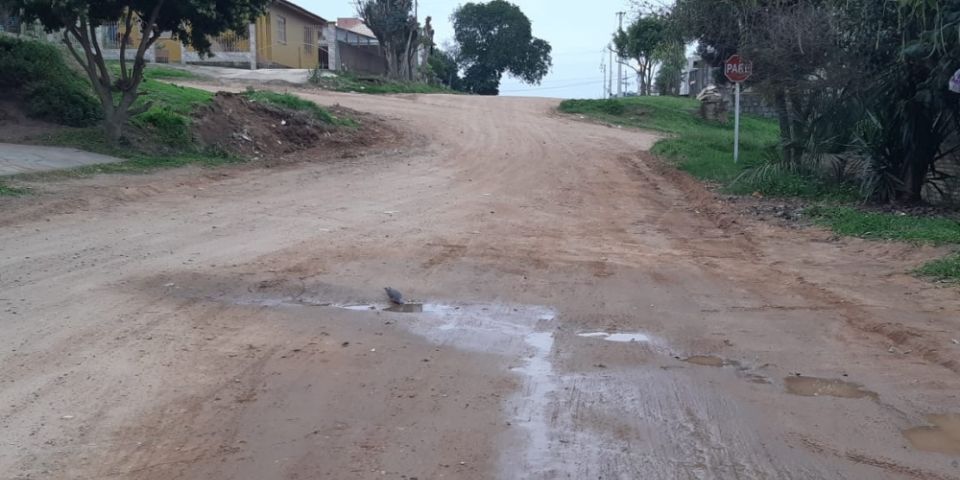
[[1, 91, 959, 480]]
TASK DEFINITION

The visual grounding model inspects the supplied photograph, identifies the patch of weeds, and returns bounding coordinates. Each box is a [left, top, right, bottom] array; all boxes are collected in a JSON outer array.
[[131, 108, 192, 144], [916, 254, 960, 282], [0, 36, 102, 126], [106, 61, 202, 81], [0, 182, 27, 196], [143, 66, 201, 80], [242, 89, 357, 126], [806, 206, 960, 245], [135, 79, 213, 116], [560, 96, 782, 190], [310, 70, 453, 95]]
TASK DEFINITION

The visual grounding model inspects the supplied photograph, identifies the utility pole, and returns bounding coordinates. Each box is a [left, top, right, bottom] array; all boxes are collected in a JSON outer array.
[[616, 11, 625, 98], [608, 44, 613, 99], [601, 57, 607, 99]]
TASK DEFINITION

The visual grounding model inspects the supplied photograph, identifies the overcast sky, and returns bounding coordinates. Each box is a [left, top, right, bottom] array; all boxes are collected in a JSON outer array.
[[295, 0, 637, 99]]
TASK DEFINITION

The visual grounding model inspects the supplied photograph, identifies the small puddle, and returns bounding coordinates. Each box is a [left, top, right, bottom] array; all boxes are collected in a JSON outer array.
[[577, 332, 651, 343], [384, 303, 424, 313], [784, 376, 876, 399], [684, 355, 727, 367], [903, 414, 960, 455], [334, 302, 436, 314]]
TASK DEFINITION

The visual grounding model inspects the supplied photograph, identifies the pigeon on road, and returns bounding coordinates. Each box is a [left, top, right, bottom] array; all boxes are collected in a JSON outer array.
[[384, 287, 405, 305]]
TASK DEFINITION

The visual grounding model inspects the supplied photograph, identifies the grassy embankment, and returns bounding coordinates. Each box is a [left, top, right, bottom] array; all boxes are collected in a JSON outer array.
[[310, 70, 453, 94], [1, 37, 346, 190], [559, 96, 960, 281]]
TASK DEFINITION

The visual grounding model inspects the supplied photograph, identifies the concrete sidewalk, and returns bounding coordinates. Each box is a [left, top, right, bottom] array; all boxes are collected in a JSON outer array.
[[177, 65, 314, 84], [0, 143, 123, 176]]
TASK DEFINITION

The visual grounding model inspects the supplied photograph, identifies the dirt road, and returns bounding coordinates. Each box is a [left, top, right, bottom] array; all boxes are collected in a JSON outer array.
[[2, 91, 959, 480]]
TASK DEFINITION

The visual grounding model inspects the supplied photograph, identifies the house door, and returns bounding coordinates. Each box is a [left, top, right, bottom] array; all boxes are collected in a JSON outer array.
[[319, 46, 329, 70]]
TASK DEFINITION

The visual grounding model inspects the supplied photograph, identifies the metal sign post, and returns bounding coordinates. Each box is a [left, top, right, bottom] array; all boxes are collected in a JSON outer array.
[[734, 81, 741, 163], [724, 55, 753, 163]]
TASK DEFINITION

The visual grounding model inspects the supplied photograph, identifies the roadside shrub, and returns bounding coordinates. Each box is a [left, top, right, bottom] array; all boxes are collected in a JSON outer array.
[[132, 108, 192, 144], [242, 89, 357, 126], [916, 253, 960, 282], [559, 98, 626, 116], [23, 81, 102, 127], [0, 36, 102, 127]]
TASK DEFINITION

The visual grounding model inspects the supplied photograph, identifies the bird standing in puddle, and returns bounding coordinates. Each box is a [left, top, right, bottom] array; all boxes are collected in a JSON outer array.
[[384, 287, 404, 305]]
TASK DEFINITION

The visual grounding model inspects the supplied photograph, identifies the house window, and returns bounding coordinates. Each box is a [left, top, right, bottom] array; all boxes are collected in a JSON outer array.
[[276, 16, 287, 44], [304, 25, 315, 52]]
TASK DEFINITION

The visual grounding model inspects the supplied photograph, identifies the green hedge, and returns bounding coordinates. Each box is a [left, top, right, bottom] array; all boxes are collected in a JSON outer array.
[[0, 36, 101, 127]]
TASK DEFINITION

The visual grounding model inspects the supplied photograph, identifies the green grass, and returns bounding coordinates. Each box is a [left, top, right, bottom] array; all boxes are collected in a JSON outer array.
[[129, 80, 214, 143], [106, 61, 201, 81], [135, 79, 213, 115], [561, 96, 960, 284], [242, 89, 357, 126], [102, 61, 213, 142], [806, 206, 960, 245], [311, 71, 453, 95], [142, 65, 201, 80], [916, 253, 960, 282], [560, 96, 789, 192], [0, 182, 28, 196], [0, 36, 102, 126]]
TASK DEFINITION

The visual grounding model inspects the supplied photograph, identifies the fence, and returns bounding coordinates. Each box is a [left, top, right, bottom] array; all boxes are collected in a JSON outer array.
[[1, 14, 52, 39], [208, 31, 250, 53], [98, 22, 133, 50]]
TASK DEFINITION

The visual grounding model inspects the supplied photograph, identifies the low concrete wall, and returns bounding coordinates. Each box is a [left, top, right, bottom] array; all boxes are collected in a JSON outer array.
[[101, 47, 156, 63], [337, 42, 386, 76], [739, 92, 777, 118]]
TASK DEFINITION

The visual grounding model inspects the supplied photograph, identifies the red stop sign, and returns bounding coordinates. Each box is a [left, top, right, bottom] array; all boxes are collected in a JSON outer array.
[[725, 55, 753, 83]]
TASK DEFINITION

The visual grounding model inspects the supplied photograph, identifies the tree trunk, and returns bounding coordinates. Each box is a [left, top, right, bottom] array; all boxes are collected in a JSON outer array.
[[773, 88, 795, 164], [103, 114, 125, 143]]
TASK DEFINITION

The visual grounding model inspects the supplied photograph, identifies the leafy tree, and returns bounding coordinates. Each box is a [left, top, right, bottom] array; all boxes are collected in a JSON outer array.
[[4, 0, 269, 142], [653, 39, 685, 96], [426, 48, 461, 90], [831, 0, 960, 202], [613, 14, 669, 96], [673, 0, 740, 84], [451, 0, 551, 95], [358, 0, 420, 82], [674, 0, 960, 203]]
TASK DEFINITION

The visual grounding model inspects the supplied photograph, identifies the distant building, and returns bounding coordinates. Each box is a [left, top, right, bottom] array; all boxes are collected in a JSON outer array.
[[680, 56, 716, 97], [318, 18, 386, 75]]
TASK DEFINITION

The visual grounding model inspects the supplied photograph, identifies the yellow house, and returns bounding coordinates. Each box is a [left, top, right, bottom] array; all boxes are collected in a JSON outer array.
[[253, 0, 327, 69], [102, 0, 329, 69]]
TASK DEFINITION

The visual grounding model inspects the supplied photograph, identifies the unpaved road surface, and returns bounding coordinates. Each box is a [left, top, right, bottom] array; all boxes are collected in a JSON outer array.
[[2, 91, 960, 480]]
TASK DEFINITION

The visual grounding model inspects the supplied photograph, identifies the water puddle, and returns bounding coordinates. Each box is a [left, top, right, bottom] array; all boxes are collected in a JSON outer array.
[[577, 332, 651, 343], [511, 331, 557, 472], [684, 355, 727, 367], [385, 303, 424, 313], [784, 376, 876, 399], [903, 414, 960, 455], [333, 302, 451, 315]]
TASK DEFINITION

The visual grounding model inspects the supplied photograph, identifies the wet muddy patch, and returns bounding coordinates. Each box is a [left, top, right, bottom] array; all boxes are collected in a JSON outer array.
[[336, 302, 426, 313], [784, 376, 877, 399], [577, 332, 651, 343], [684, 355, 727, 367], [903, 414, 960, 455]]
